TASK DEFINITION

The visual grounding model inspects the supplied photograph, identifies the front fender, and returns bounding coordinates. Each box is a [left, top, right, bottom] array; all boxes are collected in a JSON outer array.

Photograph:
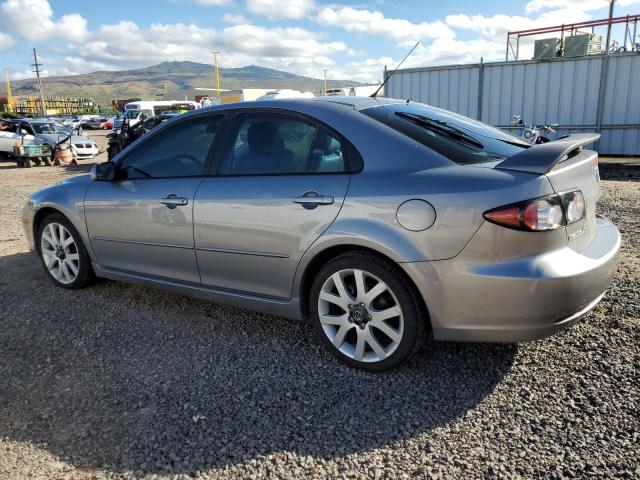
[[27, 177, 95, 261]]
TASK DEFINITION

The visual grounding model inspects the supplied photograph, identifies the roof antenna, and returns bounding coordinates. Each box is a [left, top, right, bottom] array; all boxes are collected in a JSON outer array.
[[370, 41, 420, 98]]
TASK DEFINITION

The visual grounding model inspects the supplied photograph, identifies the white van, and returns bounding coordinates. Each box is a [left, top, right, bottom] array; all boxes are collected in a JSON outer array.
[[114, 101, 200, 130]]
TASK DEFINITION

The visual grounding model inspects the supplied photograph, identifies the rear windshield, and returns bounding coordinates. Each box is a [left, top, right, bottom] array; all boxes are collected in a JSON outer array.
[[361, 103, 529, 165]]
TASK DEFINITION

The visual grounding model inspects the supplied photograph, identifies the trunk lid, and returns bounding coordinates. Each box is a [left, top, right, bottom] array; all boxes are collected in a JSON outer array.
[[546, 149, 600, 252], [496, 133, 601, 252]]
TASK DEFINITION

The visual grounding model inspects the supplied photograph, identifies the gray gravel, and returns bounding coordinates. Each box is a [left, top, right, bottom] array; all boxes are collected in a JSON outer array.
[[0, 140, 638, 479]]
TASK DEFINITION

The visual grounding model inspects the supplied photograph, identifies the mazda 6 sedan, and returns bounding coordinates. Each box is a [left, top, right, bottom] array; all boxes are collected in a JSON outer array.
[[22, 97, 620, 371]]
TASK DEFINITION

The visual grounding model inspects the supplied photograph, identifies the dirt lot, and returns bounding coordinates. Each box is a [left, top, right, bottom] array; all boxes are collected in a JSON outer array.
[[0, 131, 638, 479]]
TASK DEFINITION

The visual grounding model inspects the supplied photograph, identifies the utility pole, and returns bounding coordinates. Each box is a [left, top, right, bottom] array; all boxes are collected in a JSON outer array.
[[212, 51, 221, 100], [31, 48, 46, 116], [605, 0, 616, 54], [323, 69, 328, 96], [4, 68, 14, 113]]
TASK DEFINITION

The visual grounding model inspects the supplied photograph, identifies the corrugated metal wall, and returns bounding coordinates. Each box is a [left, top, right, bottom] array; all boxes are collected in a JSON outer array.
[[385, 53, 640, 155]]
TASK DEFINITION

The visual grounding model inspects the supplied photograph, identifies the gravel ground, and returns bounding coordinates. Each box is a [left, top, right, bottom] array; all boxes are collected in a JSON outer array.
[[0, 133, 638, 479]]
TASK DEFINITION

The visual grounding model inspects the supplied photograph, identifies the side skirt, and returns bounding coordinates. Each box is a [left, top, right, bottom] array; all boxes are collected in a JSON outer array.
[[93, 264, 305, 321]]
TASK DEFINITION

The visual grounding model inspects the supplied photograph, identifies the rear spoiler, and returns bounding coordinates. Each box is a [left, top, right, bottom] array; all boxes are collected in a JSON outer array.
[[496, 133, 600, 174]]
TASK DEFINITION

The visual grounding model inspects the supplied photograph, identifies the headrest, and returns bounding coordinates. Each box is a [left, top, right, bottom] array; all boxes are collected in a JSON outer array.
[[247, 121, 282, 153]]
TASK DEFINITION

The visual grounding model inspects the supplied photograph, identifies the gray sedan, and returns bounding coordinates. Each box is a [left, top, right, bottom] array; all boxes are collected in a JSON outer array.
[[21, 97, 620, 371]]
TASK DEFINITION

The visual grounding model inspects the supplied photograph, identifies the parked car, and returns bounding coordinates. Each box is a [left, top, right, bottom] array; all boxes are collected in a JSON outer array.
[[22, 97, 620, 371], [0, 119, 51, 166], [81, 117, 110, 130], [15, 119, 98, 160], [63, 116, 85, 132]]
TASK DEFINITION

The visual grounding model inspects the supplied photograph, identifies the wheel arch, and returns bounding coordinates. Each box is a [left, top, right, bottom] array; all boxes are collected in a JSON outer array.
[[297, 244, 430, 326], [33, 206, 64, 240], [31, 201, 96, 263]]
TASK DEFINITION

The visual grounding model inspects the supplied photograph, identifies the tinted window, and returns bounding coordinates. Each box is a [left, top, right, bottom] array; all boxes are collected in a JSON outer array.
[[361, 104, 529, 165], [32, 123, 68, 134], [119, 115, 223, 179], [219, 112, 346, 175]]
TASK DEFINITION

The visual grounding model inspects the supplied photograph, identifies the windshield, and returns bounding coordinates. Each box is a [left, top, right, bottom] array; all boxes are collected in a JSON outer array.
[[123, 111, 141, 119], [361, 103, 529, 165], [31, 123, 71, 135]]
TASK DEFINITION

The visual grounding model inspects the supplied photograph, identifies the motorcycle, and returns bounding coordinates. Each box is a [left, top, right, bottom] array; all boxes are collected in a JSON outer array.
[[511, 115, 559, 144]]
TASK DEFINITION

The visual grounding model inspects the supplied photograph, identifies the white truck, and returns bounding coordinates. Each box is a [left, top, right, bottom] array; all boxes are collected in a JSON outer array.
[[114, 100, 200, 130]]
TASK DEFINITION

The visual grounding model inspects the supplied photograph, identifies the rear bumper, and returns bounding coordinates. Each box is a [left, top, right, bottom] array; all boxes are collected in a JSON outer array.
[[401, 215, 620, 342]]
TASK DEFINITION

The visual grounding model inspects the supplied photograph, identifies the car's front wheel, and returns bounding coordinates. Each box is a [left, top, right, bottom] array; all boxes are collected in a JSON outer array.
[[37, 214, 95, 289], [310, 252, 427, 371]]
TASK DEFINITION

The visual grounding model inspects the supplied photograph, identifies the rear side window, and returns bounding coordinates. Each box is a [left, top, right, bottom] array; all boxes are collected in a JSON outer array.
[[361, 104, 529, 165], [218, 112, 347, 175]]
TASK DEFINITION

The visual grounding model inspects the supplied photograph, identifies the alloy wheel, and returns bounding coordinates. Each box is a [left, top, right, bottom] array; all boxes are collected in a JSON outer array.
[[317, 268, 404, 363], [40, 222, 80, 285]]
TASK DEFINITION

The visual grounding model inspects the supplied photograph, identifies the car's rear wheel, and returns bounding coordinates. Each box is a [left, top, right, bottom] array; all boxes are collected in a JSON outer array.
[[310, 252, 427, 371], [37, 214, 95, 289]]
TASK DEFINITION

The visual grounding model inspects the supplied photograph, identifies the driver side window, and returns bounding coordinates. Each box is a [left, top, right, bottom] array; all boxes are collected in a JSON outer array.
[[119, 115, 223, 179]]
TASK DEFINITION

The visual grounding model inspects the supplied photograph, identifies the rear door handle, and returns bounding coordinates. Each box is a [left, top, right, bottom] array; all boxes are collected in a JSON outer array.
[[160, 194, 189, 209], [293, 192, 334, 208]]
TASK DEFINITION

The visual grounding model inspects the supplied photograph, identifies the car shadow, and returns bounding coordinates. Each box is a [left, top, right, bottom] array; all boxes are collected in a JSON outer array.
[[0, 251, 516, 475]]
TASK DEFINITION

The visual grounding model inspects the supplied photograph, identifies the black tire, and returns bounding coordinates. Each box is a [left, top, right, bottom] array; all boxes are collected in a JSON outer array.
[[36, 213, 96, 289], [24, 158, 32, 168], [309, 251, 428, 372]]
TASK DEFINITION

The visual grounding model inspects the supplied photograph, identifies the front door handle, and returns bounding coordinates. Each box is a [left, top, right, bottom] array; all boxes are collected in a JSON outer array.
[[293, 191, 334, 209], [160, 194, 189, 209]]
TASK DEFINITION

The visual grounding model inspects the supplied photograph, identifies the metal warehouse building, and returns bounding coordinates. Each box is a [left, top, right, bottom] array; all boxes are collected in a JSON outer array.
[[384, 52, 640, 155]]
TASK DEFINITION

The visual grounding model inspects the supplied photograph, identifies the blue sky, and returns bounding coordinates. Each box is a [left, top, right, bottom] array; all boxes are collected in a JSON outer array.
[[0, 0, 638, 83]]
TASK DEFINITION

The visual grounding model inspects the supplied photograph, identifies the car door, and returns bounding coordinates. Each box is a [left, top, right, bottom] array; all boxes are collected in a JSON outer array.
[[0, 121, 19, 152], [85, 113, 225, 283], [194, 110, 351, 299]]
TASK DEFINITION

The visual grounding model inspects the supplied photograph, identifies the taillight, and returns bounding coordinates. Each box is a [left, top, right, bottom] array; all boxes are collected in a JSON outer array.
[[560, 190, 585, 224], [522, 198, 564, 230], [484, 190, 584, 232], [592, 156, 601, 183]]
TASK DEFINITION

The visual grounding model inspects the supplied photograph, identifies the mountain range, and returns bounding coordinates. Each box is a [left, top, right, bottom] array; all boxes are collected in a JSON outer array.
[[9, 61, 363, 106]]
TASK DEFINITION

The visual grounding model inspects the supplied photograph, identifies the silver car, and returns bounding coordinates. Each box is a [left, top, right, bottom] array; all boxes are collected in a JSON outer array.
[[16, 119, 99, 160], [22, 97, 620, 371]]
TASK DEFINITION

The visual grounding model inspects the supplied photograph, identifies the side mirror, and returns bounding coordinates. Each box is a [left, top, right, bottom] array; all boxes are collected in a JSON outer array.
[[91, 161, 116, 181], [550, 123, 559, 128], [20, 129, 29, 135]]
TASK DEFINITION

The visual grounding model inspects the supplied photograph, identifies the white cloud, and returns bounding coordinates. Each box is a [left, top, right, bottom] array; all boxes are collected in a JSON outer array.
[[525, 0, 640, 14], [0, 30, 16, 50], [4, 0, 640, 85], [246, 0, 315, 21], [0, 0, 88, 41], [314, 6, 455, 41], [446, 13, 535, 38], [45, 20, 346, 79], [222, 12, 249, 23]]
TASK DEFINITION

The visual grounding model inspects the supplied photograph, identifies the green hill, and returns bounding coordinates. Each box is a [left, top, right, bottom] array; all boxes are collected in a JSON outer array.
[[9, 61, 362, 106]]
